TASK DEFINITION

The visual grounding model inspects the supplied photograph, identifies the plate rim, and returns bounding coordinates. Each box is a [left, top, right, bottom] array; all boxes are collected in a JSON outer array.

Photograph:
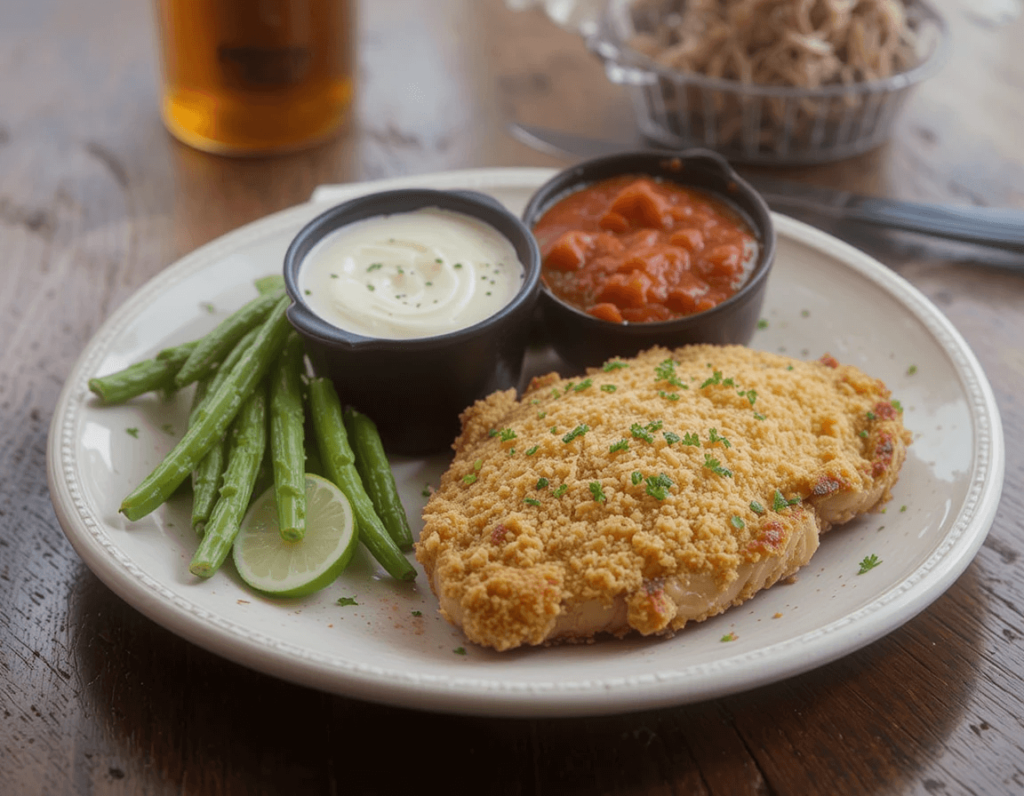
[[46, 167, 1005, 717]]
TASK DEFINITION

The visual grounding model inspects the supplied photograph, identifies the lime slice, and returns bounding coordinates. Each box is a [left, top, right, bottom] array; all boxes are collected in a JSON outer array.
[[232, 474, 357, 597]]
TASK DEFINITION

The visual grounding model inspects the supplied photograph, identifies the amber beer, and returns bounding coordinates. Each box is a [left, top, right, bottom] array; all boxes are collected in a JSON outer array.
[[155, 0, 354, 155]]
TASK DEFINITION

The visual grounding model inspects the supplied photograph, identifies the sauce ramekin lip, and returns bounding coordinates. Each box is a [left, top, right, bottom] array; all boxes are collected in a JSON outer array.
[[284, 187, 542, 351]]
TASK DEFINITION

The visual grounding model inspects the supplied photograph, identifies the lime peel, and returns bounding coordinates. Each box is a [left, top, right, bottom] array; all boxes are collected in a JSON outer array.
[[232, 474, 357, 597]]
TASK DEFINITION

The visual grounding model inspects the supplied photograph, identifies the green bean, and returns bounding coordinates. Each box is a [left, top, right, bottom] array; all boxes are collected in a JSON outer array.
[[309, 378, 416, 581], [87, 341, 197, 405], [174, 287, 284, 389], [188, 379, 225, 537], [119, 296, 291, 522], [89, 277, 282, 405], [189, 380, 268, 578], [188, 326, 261, 535], [344, 407, 413, 550], [249, 439, 276, 510], [270, 332, 307, 541]]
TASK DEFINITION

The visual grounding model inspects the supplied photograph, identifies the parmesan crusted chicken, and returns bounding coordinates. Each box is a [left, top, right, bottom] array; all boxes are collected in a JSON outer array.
[[416, 345, 911, 651]]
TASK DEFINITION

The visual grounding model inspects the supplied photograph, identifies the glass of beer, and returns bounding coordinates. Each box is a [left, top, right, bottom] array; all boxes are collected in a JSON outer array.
[[154, 0, 355, 156]]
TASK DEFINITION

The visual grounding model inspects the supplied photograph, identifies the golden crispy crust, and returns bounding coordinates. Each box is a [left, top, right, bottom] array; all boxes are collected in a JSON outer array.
[[416, 345, 911, 651]]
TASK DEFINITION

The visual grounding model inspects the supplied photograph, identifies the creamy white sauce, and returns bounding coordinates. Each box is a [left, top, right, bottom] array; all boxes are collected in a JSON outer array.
[[299, 207, 525, 339]]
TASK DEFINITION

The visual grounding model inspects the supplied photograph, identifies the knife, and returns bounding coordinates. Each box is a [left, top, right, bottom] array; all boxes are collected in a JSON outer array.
[[510, 122, 1024, 257]]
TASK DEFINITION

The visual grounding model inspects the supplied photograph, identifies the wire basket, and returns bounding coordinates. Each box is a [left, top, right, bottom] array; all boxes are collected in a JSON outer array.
[[587, 0, 949, 165]]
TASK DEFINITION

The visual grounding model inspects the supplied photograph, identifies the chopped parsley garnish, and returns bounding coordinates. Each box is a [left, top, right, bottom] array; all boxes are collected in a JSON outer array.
[[573, 378, 593, 392], [654, 358, 687, 388], [609, 439, 630, 453], [631, 471, 643, 486], [589, 482, 607, 503], [644, 473, 674, 500], [893, 400, 904, 413], [663, 431, 681, 445], [749, 500, 766, 515], [740, 389, 758, 406], [523, 497, 541, 507], [562, 424, 590, 443], [682, 431, 700, 446], [700, 370, 723, 388], [757, 318, 769, 329], [454, 646, 467, 655], [453, 263, 463, 269], [552, 484, 568, 498], [537, 410, 547, 419], [550, 426, 559, 434], [536, 477, 549, 490], [859, 429, 869, 438], [730, 516, 745, 529], [658, 390, 681, 401], [703, 455, 732, 478], [603, 360, 630, 371], [336, 596, 358, 606], [630, 423, 654, 443], [367, 262, 383, 271], [525, 445, 539, 456], [907, 365, 918, 375], [866, 410, 877, 421], [772, 489, 800, 511], [366, 284, 375, 291], [708, 428, 732, 448], [412, 610, 422, 616], [461, 461, 483, 482], [857, 554, 882, 574], [600, 384, 618, 393], [498, 427, 517, 442], [125, 427, 139, 438], [721, 632, 738, 642]]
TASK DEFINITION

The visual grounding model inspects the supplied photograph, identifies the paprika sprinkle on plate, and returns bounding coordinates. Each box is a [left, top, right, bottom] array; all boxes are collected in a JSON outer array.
[[532, 175, 758, 324]]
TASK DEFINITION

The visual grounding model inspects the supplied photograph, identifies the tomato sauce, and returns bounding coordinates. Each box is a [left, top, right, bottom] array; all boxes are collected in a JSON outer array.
[[532, 175, 758, 324]]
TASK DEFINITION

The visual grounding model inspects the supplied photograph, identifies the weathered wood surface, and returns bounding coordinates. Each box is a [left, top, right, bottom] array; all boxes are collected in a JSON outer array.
[[1, 0, 1021, 793]]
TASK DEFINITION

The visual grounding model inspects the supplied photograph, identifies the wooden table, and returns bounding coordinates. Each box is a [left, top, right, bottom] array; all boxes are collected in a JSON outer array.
[[2, 0, 1022, 792]]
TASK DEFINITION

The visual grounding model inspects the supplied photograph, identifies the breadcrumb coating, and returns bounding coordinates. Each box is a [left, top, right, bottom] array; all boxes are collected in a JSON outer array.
[[416, 345, 911, 651]]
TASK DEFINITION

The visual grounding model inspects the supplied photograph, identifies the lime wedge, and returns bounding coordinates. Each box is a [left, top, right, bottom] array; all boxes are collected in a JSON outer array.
[[232, 474, 357, 597]]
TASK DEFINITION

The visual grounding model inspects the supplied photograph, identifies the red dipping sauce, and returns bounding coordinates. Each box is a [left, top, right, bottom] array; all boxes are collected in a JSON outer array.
[[532, 175, 759, 324]]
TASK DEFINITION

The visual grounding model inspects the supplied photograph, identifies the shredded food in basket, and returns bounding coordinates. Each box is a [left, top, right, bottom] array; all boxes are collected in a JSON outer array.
[[629, 0, 921, 87]]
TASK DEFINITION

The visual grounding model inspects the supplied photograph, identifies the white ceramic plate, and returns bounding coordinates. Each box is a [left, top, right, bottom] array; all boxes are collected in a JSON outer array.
[[47, 168, 1004, 718]]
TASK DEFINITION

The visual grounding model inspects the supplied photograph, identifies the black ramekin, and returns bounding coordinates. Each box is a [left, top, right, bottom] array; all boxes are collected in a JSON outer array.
[[284, 189, 541, 455], [521, 149, 776, 371]]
